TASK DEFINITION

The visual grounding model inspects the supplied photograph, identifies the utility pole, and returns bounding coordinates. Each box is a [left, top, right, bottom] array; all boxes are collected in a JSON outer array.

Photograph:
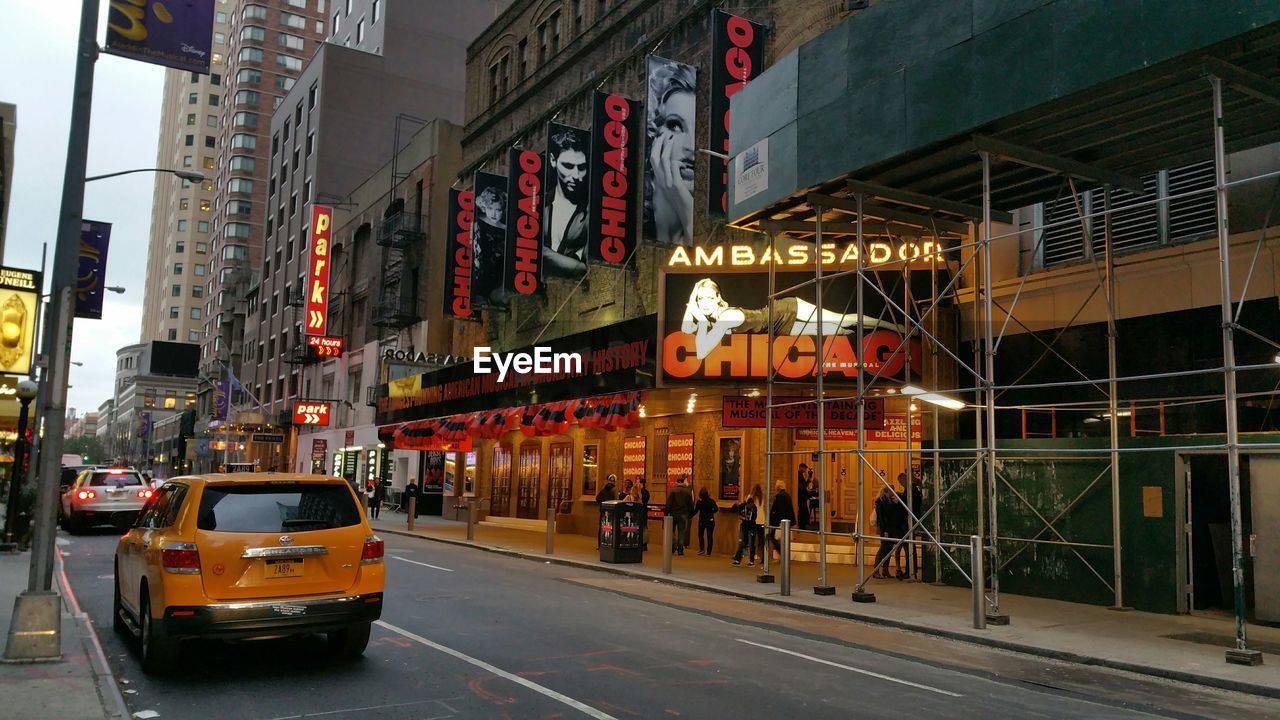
[[5, 0, 99, 661]]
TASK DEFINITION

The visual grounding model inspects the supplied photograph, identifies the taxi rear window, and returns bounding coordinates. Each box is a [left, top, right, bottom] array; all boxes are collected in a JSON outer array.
[[88, 472, 144, 487], [197, 483, 360, 533]]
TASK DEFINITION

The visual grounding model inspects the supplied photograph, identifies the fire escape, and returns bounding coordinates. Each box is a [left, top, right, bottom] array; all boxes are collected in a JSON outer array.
[[373, 114, 427, 342], [284, 286, 316, 366]]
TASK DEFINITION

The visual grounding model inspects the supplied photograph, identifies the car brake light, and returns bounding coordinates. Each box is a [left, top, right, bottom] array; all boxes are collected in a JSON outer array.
[[161, 542, 201, 574], [77, 490, 95, 500], [108, 469, 124, 475], [137, 489, 153, 499], [361, 535, 384, 565]]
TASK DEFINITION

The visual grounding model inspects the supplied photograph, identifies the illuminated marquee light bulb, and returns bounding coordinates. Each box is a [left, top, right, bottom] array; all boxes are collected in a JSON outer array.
[[638, 405, 647, 418]]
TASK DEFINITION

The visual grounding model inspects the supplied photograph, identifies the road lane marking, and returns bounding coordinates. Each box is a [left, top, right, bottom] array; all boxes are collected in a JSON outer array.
[[375, 620, 618, 719], [263, 698, 457, 719], [391, 556, 454, 572], [734, 638, 963, 697]]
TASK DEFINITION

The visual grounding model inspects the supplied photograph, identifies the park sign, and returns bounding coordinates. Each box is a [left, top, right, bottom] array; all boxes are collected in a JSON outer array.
[[0, 266, 41, 377], [306, 205, 333, 335], [293, 401, 331, 427], [306, 335, 343, 359], [104, 0, 216, 74]]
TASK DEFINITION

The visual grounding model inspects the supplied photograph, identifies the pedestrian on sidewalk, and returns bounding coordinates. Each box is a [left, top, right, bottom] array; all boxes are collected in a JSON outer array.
[[731, 485, 761, 566], [892, 473, 911, 579], [872, 484, 899, 579], [404, 478, 420, 518], [768, 481, 796, 558], [694, 486, 718, 555], [639, 477, 651, 549], [665, 476, 695, 555], [367, 481, 383, 519], [795, 464, 810, 530]]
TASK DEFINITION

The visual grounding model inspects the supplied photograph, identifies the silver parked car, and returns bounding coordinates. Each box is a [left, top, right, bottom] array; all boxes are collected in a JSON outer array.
[[60, 468, 152, 533]]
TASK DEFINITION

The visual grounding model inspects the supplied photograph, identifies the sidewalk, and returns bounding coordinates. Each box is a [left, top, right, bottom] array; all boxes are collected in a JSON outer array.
[[372, 513, 1280, 698], [0, 548, 127, 720]]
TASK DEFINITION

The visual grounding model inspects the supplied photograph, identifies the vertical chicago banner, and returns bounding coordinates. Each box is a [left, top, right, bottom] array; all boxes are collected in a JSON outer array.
[[709, 10, 765, 216], [505, 147, 544, 296], [306, 205, 333, 336], [588, 90, 642, 266], [444, 189, 475, 319], [470, 171, 508, 308], [76, 220, 112, 319], [543, 123, 591, 279], [643, 56, 697, 246]]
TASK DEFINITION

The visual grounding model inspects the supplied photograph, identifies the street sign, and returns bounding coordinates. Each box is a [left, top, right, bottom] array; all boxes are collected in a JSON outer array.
[[306, 335, 343, 358], [293, 401, 331, 426], [306, 205, 333, 335]]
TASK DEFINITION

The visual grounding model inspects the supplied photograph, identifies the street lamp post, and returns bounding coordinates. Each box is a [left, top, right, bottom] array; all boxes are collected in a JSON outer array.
[[1, 381, 40, 551]]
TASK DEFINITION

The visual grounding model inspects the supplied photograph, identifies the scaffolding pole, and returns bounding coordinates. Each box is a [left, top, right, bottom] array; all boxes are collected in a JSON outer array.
[[981, 150, 1007, 622], [853, 194, 874, 602], [1103, 187, 1126, 610], [814, 209, 834, 595], [763, 229, 777, 585], [1211, 75, 1262, 666]]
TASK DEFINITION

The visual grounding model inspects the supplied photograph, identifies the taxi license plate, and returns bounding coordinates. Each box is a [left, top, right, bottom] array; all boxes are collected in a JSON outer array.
[[265, 558, 303, 578]]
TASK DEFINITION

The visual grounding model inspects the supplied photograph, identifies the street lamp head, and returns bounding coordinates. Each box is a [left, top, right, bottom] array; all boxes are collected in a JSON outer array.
[[105, 286, 126, 294], [15, 380, 38, 400], [174, 169, 206, 182]]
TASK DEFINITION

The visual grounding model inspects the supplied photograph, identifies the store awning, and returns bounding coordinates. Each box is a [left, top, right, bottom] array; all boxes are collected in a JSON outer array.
[[377, 390, 646, 451]]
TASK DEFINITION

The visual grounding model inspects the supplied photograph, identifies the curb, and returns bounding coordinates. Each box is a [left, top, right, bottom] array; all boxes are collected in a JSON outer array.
[[377, 526, 1279, 700], [57, 548, 130, 720]]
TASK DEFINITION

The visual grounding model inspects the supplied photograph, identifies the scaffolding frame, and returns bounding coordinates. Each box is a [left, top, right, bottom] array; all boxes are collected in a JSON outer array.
[[757, 62, 1277, 663]]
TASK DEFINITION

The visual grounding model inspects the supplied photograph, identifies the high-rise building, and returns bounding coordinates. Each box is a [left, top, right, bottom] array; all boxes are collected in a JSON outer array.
[[0, 101, 14, 261], [199, 0, 329, 374], [138, 8, 230, 344]]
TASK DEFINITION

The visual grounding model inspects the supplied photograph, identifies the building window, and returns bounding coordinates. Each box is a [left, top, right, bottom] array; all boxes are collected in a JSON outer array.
[[179, 198, 190, 210], [306, 131, 314, 155], [193, 285, 204, 297], [171, 284, 181, 297], [190, 307, 202, 320], [229, 155, 256, 172], [223, 245, 249, 261], [212, 53, 223, 65], [234, 89, 261, 106], [372, 0, 381, 23], [279, 33, 305, 51], [177, 220, 188, 232], [207, 114, 218, 127], [169, 306, 180, 318], [195, 244, 207, 257], [356, 18, 364, 44], [168, 329, 177, 341], [275, 75, 296, 92], [518, 39, 528, 79], [225, 222, 252, 239], [237, 47, 264, 64], [232, 111, 258, 129], [308, 82, 319, 110], [186, 113, 196, 125], [176, 240, 186, 252], [210, 73, 221, 86], [229, 178, 255, 194], [184, 134, 194, 146], [231, 133, 257, 150], [197, 220, 210, 233], [216, 11, 227, 23], [227, 200, 252, 216], [214, 31, 225, 45], [237, 68, 262, 84], [195, 264, 206, 277], [243, 4, 267, 21], [174, 263, 183, 275], [188, 330, 200, 343], [574, 0, 583, 34], [200, 199, 211, 212], [332, 10, 340, 35], [188, 92, 197, 104], [204, 156, 214, 170], [208, 93, 218, 106], [182, 155, 193, 167], [240, 25, 265, 43], [281, 11, 307, 30], [276, 54, 303, 72], [204, 135, 215, 148]]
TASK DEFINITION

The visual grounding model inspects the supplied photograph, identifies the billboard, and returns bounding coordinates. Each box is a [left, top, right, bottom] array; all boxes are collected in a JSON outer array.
[[306, 205, 333, 335], [0, 267, 41, 377], [470, 171, 508, 308], [543, 123, 591, 278], [294, 401, 331, 427], [643, 56, 697, 246], [76, 220, 112, 320], [104, 0, 215, 74], [444, 189, 475, 319], [588, 91, 642, 266], [709, 10, 766, 216], [659, 269, 923, 384], [721, 396, 885, 429], [505, 147, 544, 296]]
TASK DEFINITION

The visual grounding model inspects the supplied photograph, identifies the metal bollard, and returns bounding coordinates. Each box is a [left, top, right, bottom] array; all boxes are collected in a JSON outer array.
[[466, 499, 475, 541], [407, 497, 416, 531], [971, 535, 986, 629], [545, 505, 555, 555], [662, 516, 673, 574], [780, 519, 792, 596]]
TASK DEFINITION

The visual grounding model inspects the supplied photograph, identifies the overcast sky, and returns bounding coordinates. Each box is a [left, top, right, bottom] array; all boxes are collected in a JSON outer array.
[[1, 0, 164, 418]]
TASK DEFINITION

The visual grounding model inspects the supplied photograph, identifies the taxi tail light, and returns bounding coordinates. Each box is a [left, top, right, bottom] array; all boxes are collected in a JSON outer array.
[[360, 535, 384, 565], [137, 489, 153, 499], [161, 542, 201, 575], [76, 490, 95, 501]]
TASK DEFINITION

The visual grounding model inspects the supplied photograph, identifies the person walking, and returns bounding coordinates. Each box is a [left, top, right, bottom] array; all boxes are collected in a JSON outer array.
[[872, 484, 900, 579], [639, 477, 651, 550], [367, 481, 385, 520], [693, 487, 718, 555], [731, 486, 761, 566], [768, 482, 797, 559], [794, 466, 811, 531], [665, 476, 695, 555], [893, 473, 912, 579]]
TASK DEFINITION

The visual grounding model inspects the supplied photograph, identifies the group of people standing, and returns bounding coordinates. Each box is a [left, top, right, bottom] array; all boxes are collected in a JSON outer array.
[[729, 482, 796, 567], [871, 472, 923, 580]]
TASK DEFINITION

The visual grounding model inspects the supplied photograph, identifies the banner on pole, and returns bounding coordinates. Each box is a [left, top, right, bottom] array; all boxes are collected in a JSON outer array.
[[104, 0, 216, 74], [76, 220, 112, 319]]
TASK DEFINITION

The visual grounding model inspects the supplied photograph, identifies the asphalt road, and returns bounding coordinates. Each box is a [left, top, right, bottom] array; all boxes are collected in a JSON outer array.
[[57, 528, 1276, 720]]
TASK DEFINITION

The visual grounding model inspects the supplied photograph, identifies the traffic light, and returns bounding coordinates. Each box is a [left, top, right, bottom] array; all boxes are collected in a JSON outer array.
[[82, 454, 90, 462]]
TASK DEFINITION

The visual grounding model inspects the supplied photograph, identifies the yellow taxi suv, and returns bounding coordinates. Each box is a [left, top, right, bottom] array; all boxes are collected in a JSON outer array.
[[113, 473, 385, 674]]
